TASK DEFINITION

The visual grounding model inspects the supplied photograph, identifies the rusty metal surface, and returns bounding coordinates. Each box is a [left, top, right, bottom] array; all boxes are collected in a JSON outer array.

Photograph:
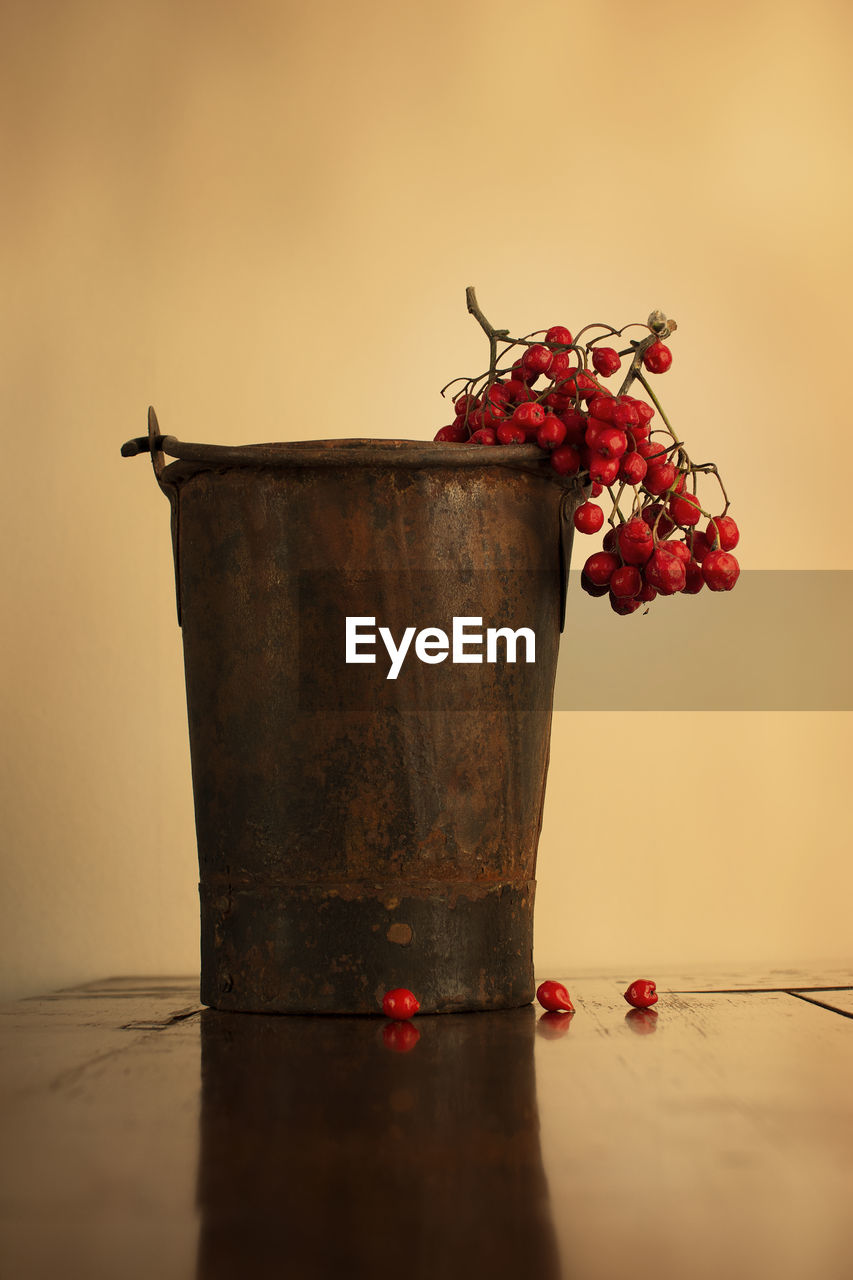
[[126, 424, 582, 1013]]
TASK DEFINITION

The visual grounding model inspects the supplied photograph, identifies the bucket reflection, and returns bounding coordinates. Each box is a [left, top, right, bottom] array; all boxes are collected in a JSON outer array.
[[196, 1006, 561, 1279]]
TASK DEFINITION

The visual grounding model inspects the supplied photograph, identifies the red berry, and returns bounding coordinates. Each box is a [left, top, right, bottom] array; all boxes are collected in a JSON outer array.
[[588, 395, 617, 423], [681, 560, 705, 594], [669, 491, 702, 527], [545, 325, 573, 347], [644, 462, 678, 496], [537, 414, 567, 450], [550, 444, 581, 475], [624, 979, 658, 1009], [522, 344, 554, 377], [602, 527, 619, 554], [594, 427, 628, 459], [689, 529, 713, 562], [511, 358, 538, 385], [581, 572, 610, 598], [543, 391, 571, 412], [560, 408, 587, 445], [702, 549, 740, 591], [617, 517, 655, 566], [481, 403, 508, 427], [536, 980, 574, 1012], [706, 515, 739, 551], [660, 539, 690, 564], [382, 1021, 421, 1053], [610, 594, 641, 615], [612, 399, 639, 428], [640, 502, 675, 539], [588, 452, 620, 485], [573, 502, 604, 535], [592, 346, 621, 377], [434, 422, 469, 443], [637, 581, 658, 603], [610, 565, 642, 599], [590, 481, 604, 497], [636, 439, 668, 463], [504, 378, 533, 403], [583, 551, 619, 587], [632, 399, 655, 426], [584, 416, 608, 449], [511, 402, 546, 433], [643, 548, 686, 595], [642, 342, 672, 374], [619, 451, 648, 485], [453, 393, 478, 417], [469, 427, 497, 446], [496, 422, 526, 445], [549, 350, 573, 380], [382, 988, 420, 1020], [560, 368, 599, 400]]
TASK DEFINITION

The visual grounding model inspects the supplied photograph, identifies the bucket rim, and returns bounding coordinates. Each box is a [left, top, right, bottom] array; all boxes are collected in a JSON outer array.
[[151, 435, 574, 478]]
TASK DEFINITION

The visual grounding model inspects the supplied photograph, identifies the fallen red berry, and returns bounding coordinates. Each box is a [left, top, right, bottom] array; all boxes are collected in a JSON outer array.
[[624, 979, 658, 1009], [382, 988, 420, 1020], [536, 980, 574, 1012]]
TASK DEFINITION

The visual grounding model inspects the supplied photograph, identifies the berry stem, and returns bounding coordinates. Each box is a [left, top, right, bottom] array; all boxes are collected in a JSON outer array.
[[607, 482, 626, 525], [634, 370, 678, 440], [466, 286, 511, 387], [692, 462, 730, 513]]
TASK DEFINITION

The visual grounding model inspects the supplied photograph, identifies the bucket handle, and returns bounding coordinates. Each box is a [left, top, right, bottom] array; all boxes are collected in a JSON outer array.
[[121, 407, 183, 625], [120, 406, 174, 487]]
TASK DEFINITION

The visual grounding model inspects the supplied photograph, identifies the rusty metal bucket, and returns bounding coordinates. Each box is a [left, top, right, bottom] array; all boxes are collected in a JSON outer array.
[[123, 409, 582, 1014]]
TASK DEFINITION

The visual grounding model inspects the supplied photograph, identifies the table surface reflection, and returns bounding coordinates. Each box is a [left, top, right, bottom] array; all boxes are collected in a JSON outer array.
[[1, 969, 852, 1280]]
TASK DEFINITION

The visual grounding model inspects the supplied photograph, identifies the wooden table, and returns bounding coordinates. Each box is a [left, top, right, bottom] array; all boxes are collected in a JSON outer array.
[[1, 970, 852, 1279]]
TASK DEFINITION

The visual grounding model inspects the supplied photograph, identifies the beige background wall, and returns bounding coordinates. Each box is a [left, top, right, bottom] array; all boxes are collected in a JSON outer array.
[[2, 0, 850, 1001]]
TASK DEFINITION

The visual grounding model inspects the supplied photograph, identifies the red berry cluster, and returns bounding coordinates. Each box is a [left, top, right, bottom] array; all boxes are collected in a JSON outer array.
[[434, 291, 738, 616]]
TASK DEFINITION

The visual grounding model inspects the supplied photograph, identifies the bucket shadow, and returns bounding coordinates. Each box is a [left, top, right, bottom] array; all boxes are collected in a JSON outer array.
[[196, 1006, 561, 1280]]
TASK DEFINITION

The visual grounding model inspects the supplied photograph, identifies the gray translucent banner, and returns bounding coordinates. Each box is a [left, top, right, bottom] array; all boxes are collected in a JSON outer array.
[[556, 571, 852, 710], [296, 571, 852, 712]]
